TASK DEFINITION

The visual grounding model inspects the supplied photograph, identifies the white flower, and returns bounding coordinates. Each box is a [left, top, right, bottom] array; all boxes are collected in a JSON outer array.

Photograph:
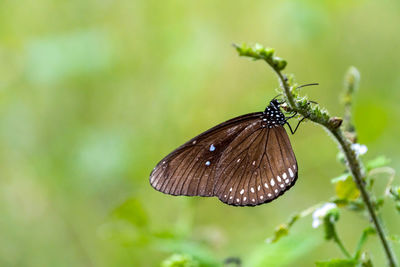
[[312, 203, 337, 228], [351, 143, 368, 156]]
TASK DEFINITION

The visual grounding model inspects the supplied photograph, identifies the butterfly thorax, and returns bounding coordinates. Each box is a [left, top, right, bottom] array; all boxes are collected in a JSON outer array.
[[262, 101, 286, 128]]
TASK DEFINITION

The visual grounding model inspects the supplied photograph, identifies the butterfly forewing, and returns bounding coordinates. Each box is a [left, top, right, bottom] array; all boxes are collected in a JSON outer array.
[[149, 113, 263, 197]]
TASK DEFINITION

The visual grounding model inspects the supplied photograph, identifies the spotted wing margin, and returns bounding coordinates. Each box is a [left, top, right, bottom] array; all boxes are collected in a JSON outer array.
[[149, 112, 263, 197], [214, 125, 298, 206]]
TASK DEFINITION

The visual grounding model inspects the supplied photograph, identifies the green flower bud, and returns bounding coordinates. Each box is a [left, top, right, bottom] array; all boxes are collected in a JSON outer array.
[[273, 57, 287, 71], [344, 66, 360, 94]]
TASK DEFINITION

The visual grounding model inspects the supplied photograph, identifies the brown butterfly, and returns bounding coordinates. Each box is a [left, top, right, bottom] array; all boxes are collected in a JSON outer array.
[[150, 99, 302, 206]]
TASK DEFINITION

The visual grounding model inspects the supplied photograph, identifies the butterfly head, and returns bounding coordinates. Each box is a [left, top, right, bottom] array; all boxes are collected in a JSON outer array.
[[262, 99, 286, 128], [270, 99, 281, 108]]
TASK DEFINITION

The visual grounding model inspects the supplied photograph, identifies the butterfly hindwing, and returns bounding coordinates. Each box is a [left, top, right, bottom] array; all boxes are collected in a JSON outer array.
[[215, 125, 298, 206]]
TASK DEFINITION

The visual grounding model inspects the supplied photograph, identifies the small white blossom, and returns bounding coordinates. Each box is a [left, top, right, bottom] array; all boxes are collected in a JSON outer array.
[[351, 143, 368, 156], [312, 203, 337, 228]]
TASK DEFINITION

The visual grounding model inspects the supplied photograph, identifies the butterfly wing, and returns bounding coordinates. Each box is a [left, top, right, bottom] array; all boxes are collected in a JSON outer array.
[[214, 125, 298, 206], [149, 112, 263, 197]]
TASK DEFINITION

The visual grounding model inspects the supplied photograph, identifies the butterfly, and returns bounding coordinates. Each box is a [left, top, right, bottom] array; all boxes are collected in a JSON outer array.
[[149, 99, 303, 206]]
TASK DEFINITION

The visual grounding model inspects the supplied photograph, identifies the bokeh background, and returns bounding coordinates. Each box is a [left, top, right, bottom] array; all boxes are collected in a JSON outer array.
[[1, 0, 400, 266]]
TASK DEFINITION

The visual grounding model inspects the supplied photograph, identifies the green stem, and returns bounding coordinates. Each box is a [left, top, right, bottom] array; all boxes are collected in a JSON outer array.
[[332, 227, 352, 259], [270, 63, 398, 267], [354, 227, 375, 260]]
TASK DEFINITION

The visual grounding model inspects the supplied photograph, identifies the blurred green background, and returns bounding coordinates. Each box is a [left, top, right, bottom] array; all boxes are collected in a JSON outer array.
[[1, 0, 400, 266]]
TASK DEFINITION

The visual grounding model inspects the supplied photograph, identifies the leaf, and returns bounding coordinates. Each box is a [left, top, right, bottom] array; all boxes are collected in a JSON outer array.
[[155, 239, 220, 267], [248, 234, 320, 267], [111, 197, 148, 228], [331, 173, 350, 183], [366, 156, 391, 171], [266, 211, 306, 243], [161, 254, 199, 267], [266, 224, 289, 243], [334, 175, 360, 201], [315, 259, 358, 267], [98, 198, 149, 245]]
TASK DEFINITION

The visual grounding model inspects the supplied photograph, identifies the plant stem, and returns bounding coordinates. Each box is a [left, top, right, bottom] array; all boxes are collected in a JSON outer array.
[[354, 227, 376, 260], [332, 226, 352, 259], [270, 65, 398, 267]]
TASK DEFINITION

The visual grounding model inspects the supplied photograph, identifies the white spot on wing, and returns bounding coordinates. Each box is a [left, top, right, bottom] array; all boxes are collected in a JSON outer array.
[[270, 178, 275, 186], [236, 198, 240, 203], [252, 161, 256, 165], [243, 197, 247, 201], [229, 196, 233, 199], [280, 184, 284, 188], [252, 198, 255, 202], [275, 189, 278, 193], [209, 144, 216, 151], [205, 161, 211, 166], [260, 196, 264, 200], [268, 193, 272, 197], [192, 140, 197, 144], [282, 173, 287, 179], [277, 176, 282, 182], [264, 183, 269, 188], [237, 158, 241, 163], [257, 185, 261, 191], [289, 168, 294, 177], [240, 189, 245, 195], [285, 179, 290, 184], [230, 187, 233, 192], [251, 187, 255, 193]]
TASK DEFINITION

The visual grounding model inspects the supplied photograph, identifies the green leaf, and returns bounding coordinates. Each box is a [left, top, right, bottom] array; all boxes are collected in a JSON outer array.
[[266, 224, 289, 243], [98, 198, 150, 245], [315, 259, 358, 267], [334, 175, 360, 201], [331, 173, 350, 183], [248, 234, 320, 267], [366, 155, 391, 171], [161, 254, 199, 267], [156, 239, 220, 267], [266, 212, 306, 244], [111, 197, 148, 228]]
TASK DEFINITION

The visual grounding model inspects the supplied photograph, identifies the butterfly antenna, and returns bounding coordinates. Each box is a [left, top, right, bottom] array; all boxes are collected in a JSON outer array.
[[296, 83, 319, 89], [272, 93, 282, 100]]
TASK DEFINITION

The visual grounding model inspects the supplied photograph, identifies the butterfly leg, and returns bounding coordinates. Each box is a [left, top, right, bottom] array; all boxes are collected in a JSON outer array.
[[285, 111, 297, 120], [286, 116, 306, 134]]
